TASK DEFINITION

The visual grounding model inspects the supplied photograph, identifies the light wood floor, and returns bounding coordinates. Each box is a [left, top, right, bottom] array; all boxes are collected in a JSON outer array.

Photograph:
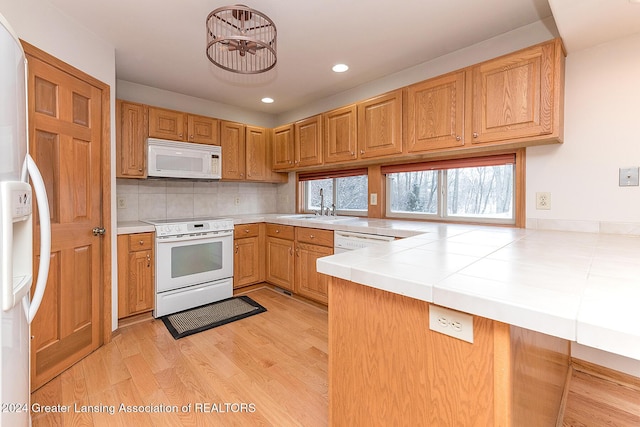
[[562, 364, 640, 427], [31, 288, 328, 427]]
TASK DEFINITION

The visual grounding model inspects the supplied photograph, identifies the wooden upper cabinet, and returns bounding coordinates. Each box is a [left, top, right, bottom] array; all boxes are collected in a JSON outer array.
[[357, 90, 403, 159], [245, 125, 270, 181], [148, 107, 185, 141], [470, 39, 563, 145], [116, 99, 147, 178], [187, 114, 219, 145], [220, 120, 246, 180], [295, 115, 323, 167], [273, 124, 294, 170], [406, 71, 466, 153], [324, 104, 357, 164]]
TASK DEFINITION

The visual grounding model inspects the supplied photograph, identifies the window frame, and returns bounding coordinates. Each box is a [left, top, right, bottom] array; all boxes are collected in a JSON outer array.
[[383, 152, 520, 225], [298, 168, 369, 216]]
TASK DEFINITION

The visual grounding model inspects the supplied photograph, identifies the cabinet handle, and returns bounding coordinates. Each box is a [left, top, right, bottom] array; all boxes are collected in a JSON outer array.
[[295, 247, 300, 257], [189, 135, 194, 139], [179, 133, 183, 137], [146, 254, 150, 267], [351, 151, 355, 156], [473, 132, 479, 138], [309, 234, 315, 239], [360, 150, 365, 154], [456, 135, 461, 141], [244, 229, 250, 233], [289, 247, 293, 255], [235, 245, 239, 254], [138, 168, 143, 172], [294, 160, 299, 164], [139, 240, 144, 245], [275, 229, 280, 233]]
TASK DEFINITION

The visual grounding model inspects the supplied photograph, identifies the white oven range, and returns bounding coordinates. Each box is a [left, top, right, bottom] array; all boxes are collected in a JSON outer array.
[[142, 217, 234, 317]]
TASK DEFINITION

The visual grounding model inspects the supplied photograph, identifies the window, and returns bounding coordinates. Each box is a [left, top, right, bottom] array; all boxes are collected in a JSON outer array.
[[384, 154, 516, 224], [299, 170, 368, 215]]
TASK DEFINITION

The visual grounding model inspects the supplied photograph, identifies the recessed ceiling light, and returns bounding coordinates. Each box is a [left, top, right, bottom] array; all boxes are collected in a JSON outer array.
[[332, 64, 349, 73], [261, 97, 274, 104]]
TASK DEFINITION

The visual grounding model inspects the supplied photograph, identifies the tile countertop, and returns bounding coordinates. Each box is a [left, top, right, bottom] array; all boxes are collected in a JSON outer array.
[[117, 214, 640, 361]]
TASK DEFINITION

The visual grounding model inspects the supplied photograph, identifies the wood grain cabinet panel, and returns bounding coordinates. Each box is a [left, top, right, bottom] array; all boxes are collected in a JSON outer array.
[[324, 104, 357, 164], [266, 237, 295, 291], [117, 233, 154, 319], [406, 71, 466, 153], [220, 120, 246, 180], [148, 107, 185, 141], [470, 39, 563, 145], [295, 115, 323, 167], [116, 100, 147, 178], [233, 224, 264, 289], [187, 114, 219, 145], [272, 124, 295, 170], [294, 227, 333, 305], [357, 90, 403, 159]]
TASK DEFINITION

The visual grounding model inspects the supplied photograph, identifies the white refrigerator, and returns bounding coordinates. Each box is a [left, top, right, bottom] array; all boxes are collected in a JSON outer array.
[[0, 13, 51, 427]]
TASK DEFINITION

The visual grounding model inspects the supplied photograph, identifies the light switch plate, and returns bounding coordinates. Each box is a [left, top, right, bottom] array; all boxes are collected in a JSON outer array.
[[619, 167, 639, 186], [370, 193, 378, 205]]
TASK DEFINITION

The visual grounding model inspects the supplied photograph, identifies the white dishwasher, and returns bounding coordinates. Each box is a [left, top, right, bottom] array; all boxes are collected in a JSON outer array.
[[333, 231, 395, 253]]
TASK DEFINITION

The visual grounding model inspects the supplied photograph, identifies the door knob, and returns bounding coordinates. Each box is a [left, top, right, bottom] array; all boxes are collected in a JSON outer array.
[[92, 227, 106, 236]]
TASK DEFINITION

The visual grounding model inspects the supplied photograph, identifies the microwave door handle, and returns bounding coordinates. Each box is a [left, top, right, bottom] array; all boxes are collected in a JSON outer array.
[[22, 155, 51, 324]]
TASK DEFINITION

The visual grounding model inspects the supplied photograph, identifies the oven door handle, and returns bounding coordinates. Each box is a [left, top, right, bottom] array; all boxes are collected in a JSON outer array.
[[156, 230, 233, 243]]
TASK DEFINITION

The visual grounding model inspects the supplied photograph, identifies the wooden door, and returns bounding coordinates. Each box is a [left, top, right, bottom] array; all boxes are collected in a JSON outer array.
[[116, 100, 147, 178], [148, 107, 185, 141], [470, 41, 556, 144], [245, 126, 269, 181], [265, 237, 294, 291], [295, 242, 331, 304], [357, 90, 403, 158], [324, 105, 357, 164], [187, 114, 219, 145], [295, 115, 323, 167], [26, 44, 108, 390], [220, 121, 246, 180], [406, 71, 466, 152], [272, 124, 294, 170]]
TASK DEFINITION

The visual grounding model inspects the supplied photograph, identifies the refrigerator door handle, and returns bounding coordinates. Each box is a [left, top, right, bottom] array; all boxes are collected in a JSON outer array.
[[22, 154, 51, 324]]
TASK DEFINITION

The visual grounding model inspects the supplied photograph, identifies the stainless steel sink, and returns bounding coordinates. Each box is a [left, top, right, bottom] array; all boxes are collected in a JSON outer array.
[[277, 214, 359, 223]]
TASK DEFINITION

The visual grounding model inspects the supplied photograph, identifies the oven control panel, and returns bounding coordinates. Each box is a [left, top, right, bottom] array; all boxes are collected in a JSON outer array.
[[154, 218, 234, 237]]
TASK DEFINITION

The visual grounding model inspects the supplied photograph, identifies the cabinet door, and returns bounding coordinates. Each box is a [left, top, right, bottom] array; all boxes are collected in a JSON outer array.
[[324, 105, 357, 163], [220, 120, 246, 180], [406, 71, 465, 152], [295, 242, 332, 304], [471, 41, 557, 144], [357, 90, 403, 158], [246, 126, 269, 181], [295, 115, 323, 167], [266, 236, 294, 291], [187, 114, 219, 145], [273, 124, 295, 170], [234, 236, 261, 289], [148, 107, 185, 141], [116, 100, 147, 178], [127, 249, 154, 315]]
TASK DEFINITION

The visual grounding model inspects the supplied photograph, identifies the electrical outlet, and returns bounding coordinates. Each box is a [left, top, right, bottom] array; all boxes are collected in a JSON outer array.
[[117, 196, 127, 209], [619, 167, 639, 186], [234, 196, 240, 206], [429, 305, 474, 343], [536, 192, 551, 210], [370, 193, 378, 206]]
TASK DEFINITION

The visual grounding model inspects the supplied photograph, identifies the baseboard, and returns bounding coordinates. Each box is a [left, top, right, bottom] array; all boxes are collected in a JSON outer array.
[[555, 364, 574, 427], [572, 358, 640, 391]]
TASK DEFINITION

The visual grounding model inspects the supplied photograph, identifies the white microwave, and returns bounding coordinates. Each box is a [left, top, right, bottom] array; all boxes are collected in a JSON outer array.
[[147, 138, 221, 179]]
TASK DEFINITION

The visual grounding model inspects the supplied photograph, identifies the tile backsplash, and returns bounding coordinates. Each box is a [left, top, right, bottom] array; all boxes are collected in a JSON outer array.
[[117, 176, 295, 221]]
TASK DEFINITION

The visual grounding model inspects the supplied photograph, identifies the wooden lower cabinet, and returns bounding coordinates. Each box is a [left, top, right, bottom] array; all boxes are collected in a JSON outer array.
[[233, 223, 264, 289], [294, 227, 333, 304], [329, 278, 570, 426], [117, 233, 154, 319], [265, 224, 295, 291]]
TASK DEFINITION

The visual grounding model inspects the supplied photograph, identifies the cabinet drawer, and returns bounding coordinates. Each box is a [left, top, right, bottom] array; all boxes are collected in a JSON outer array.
[[295, 227, 333, 247], [266, 223, 294, 240], [128, 233, 153, 251], [234, 223, 260, 238]]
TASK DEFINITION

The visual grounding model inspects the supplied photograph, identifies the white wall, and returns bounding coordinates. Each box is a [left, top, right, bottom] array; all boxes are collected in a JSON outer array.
[[527, 33, 640, 233], [0, 0, 119, 332]]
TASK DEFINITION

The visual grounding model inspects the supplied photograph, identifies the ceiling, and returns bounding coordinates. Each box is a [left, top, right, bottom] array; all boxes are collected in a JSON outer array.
[[48, 0, 640, 116]]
